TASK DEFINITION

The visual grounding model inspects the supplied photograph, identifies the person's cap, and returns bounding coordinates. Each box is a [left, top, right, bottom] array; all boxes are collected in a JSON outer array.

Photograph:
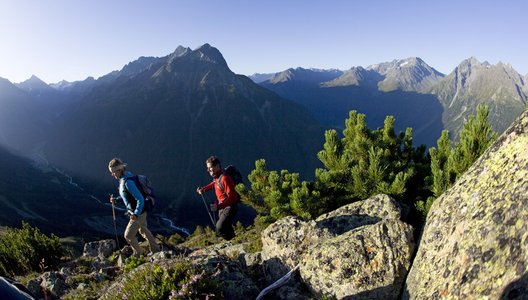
[[108, 158, 127, 172]]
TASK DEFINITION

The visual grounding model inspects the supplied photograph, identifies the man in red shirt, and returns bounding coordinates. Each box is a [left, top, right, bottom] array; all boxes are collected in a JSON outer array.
[[196, 156, 239, 240]]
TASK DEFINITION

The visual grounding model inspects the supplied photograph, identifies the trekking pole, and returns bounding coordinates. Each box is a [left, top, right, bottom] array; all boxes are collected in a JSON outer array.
[[199, 192, 216, 227], [109, 194, 120, 249]]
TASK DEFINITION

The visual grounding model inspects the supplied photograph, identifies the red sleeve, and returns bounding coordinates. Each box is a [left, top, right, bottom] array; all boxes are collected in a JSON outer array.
[[202, 181, 215, 192], [217, 174, 239, 209]]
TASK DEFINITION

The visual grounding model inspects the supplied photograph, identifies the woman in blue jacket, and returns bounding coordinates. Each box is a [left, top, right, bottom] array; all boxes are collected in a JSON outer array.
[[108, 158, 159, 256]]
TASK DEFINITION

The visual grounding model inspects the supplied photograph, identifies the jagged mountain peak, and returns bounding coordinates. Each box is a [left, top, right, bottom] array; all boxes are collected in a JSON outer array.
[[0, 77, 13, 86], [167, 46, 193, 63], [268, 67, 343, 85], [449, 57, 524, 88], [367, 57, 441, 75], [462, 56, 487, 65], [155, 44, 231, 77], [192, 43, 229, 68], [16, 75, 54, 93], [18, 75, 48, 86], [149, 44, 234, 82], [431, 56, 527, 139], [269, 67, 303, 83], [49, 80, 73, 90], [172, 45, 192, 56], [119, 56, 162, 77], [365, 57, 444, 92], [322, 66, 381, 88]]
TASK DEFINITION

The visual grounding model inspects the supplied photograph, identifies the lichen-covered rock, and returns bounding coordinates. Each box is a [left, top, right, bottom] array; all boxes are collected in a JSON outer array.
[[83, 239, 116, 258], [261, 216, 328, 280], [260, 194, 415, 298], [40, 271, 68, 298], [314, 194, 403, 236], [301, 219, 414, 299], [404, 109, 528, 299], [261, 194, 403, 277]]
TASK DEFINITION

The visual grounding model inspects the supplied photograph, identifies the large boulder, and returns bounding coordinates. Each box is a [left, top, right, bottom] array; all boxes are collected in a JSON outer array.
[[261, 216, 328, 280], [301, 219, 414, 299], [404, 109, 528, 299], [261, 194, 415, 299]]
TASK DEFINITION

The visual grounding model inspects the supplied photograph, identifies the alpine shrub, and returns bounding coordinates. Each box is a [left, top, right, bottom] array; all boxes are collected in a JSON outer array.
[[0, 222, 63, 276]]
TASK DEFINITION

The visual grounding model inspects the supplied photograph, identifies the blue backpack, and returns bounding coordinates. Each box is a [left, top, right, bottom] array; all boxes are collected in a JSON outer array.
[[126, 175, 156, 212]]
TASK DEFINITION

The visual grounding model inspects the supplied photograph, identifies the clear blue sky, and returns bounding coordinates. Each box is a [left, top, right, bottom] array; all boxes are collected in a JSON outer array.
[[1, 0, 526, 84]]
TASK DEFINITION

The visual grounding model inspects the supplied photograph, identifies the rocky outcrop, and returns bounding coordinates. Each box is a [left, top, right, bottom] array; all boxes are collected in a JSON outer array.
[[301, 219, 414, 299], [102, 255, 260, 300], [261, 194, 415, 299], [404, 109, 528, 299], [83, 239, 116, 258]]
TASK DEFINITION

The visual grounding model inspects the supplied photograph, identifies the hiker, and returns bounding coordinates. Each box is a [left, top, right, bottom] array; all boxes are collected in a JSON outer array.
[[108, 158, 159, 256], [196, 156, 239, 240]]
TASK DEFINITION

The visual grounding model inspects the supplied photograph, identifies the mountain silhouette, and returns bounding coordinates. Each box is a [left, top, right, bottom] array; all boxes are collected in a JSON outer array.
[[431, 57, 527, 139], [259, 60, 445, 146], [0, 78, 48, 153], [2, 47, 527, 234], [40, 44, 326, 228], [258, 56, 527, 146]]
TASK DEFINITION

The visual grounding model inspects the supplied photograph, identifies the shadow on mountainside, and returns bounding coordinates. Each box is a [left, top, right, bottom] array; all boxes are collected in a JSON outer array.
[[261, 83, 445, 147]]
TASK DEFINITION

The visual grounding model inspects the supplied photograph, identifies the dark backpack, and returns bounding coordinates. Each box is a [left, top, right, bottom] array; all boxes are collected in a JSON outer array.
[[224, 165, 243, 185], [126, 174, 156, 213], [215, 165, 243, 199]]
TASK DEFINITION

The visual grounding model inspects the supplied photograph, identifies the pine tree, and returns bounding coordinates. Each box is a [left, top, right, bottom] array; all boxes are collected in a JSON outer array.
[[238, 159, 303, 220], [245, 110, 430, 221], [450, 104, 497, 179], [420, 105, 497, 218], [315, 111, 427, 212], [429, 130, 453, 198]]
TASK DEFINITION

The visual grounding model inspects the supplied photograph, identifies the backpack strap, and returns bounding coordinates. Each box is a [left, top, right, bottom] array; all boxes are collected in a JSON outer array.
[[215, 173, 226, 196], [124, 175, 154, 212], [214, 173, 239, 202]]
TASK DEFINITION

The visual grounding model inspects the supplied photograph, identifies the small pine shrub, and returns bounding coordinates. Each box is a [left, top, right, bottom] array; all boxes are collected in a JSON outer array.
[[0, 222, 63, 276], [414, 196, 435, 221], [123, 255, 146, 273], [167, 233, 185, 247], [181, 226, 221, 249]]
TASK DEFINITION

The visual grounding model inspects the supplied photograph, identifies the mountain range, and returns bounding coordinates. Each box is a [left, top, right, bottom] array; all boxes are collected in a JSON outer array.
[[0, 44, 326, 234], [1, 44, 527, 237], [253, 57, 527, 146]]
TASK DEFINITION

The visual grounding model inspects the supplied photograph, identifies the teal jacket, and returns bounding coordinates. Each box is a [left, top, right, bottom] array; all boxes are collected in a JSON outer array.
[[115, 171, 145, 216]]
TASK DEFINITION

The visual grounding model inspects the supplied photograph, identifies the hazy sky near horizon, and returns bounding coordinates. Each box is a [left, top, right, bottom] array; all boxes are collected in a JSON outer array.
[[1, 0, 526, 84]]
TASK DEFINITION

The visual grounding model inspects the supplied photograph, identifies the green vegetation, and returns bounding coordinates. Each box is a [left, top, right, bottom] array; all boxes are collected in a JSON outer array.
[[123, 255, 146, 273], [239, 111, 430, 222], [180, 225, 222, 249], [0, 222, 63, 277], [181, 220, 265, 253], [417, 104, 497, 217], [105, 261, 222, 300], [239, 106, 496, 228]]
